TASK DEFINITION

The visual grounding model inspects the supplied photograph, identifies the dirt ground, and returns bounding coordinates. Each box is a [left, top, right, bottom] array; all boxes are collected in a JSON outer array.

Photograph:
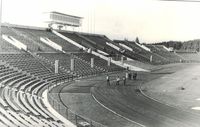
[[143, 63, 200, 113]]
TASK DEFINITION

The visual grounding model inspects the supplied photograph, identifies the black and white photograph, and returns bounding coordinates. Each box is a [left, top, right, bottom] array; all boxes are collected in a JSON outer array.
[[1, 0, 200, 127]]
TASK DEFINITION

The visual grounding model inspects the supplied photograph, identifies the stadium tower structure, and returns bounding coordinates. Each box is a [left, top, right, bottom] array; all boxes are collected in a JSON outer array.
[[44, 11, 83, 30]]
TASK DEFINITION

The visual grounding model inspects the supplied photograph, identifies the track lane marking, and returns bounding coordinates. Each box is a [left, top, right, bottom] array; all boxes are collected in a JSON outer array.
[[91, 94, 146, 127], [191, 107, 200, 110]]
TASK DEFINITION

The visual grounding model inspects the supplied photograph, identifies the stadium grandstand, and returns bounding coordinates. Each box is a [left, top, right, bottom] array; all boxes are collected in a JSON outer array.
[[1, 9, 200, 127]]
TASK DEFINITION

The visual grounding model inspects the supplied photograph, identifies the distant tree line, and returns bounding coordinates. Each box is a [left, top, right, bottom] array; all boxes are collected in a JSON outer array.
[[181, 39, 200, 52], [150, 39, 200, 52]]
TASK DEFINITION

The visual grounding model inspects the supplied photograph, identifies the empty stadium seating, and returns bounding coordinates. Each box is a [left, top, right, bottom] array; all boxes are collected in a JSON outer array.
[[2, 25, 81, 52], [0, 53, 71, 83], [59, 29, 178, 65], [146, 44, 182, 63], [59, 31, 96, 50], [0, 63, 65, 127], [0, 37, 23, 53], [37, 52, 105, 76], [79, 34, 120, 56], [73, 52, 125, 72], [114, 40, 171, 64], [16, 28, 80, 52], [2, 26, 41, 52]]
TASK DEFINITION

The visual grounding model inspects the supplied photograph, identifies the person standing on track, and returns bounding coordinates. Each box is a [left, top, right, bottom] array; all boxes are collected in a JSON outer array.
[[106, 75, 110, 85], [134, 72, 137, 80], [116, 76, 120, 85], [128, 72, 132, 80], [122, 76, 126, 85], [132, 72, 137, 80]]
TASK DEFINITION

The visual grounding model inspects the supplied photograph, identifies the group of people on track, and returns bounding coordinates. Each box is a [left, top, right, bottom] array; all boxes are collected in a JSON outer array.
[[106, 72, 137, 86]]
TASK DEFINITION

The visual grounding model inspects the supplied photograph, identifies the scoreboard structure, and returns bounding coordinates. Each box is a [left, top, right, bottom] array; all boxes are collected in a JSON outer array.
[[44, 11, 83, 28]]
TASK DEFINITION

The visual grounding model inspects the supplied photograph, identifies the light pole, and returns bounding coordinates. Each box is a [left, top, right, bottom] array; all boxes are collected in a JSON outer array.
[[0, 0, 2, 38]]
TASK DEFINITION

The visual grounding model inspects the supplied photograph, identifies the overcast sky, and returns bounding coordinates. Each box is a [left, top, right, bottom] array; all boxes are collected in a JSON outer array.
[[2, 0, 200, 43]]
